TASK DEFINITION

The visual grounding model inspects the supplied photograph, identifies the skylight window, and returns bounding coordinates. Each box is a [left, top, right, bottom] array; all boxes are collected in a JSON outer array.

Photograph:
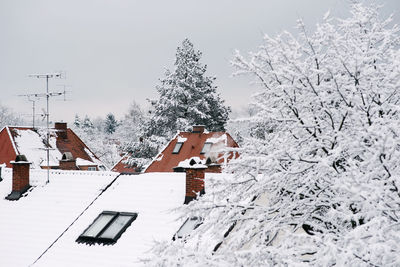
[[201, 142, 212, 154], [77, 211, 138, 245], [173, 217, 203, 240], [172, 142, 183, 154]]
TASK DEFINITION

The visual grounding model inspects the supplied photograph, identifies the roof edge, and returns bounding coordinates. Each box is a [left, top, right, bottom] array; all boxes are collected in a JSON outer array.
[[5, 126, 19, 155], [143, 132, 180, 173]]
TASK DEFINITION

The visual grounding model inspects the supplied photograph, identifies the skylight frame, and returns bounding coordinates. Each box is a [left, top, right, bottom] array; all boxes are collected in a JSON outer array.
[[173, 216, 203, 240], [172, 142, 184, 154], [76, 211, 138, 245], [200, 142, 212, 154]]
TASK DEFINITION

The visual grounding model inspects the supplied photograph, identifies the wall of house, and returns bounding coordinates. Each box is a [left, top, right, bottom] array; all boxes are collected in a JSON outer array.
[[59, 160, 77, 170], [0, 128, 17, 168]]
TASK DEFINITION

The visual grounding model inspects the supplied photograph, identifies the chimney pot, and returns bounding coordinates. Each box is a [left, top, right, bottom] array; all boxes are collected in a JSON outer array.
[[59, 152, 77, 170]]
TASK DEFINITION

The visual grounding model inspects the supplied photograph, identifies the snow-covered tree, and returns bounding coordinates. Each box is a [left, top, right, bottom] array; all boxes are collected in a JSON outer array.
[[0, 103, 24, 128], [116, 101, 154, 168], [72, 114, 120, 169], [126, 39, 230, 168], [149, 38, 230, 136], [116, 101, 146, 142], [149, 3, 400, 266], [73, 114, 81, 128], [104, 113, 118, 134], [81, 115, 94, 133]]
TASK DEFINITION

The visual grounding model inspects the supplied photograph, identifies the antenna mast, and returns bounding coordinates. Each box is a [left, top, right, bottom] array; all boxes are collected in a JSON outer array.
[[27, 72, 65, 184], [18, 95, 39, 129]]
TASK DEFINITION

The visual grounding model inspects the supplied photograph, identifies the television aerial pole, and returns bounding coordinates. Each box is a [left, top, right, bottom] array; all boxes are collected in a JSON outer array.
[[27, 72, 66, 184]]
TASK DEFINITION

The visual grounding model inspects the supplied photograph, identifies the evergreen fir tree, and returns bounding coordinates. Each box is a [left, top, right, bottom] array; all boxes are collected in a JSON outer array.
[[104, 113, 118, 134], [149, 38, 230, 137], [73, 114, 81, 128], [82, 115, 94, 135], [125, 39, 230, 169]]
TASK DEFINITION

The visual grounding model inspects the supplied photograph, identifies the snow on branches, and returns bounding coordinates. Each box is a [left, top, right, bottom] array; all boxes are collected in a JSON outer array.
[[149, 3, 400, 266]]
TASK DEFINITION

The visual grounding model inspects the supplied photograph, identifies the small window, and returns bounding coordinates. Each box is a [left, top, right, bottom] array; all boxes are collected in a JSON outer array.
[[77, 211, 138, 245], [88, 166, 97, 171], [201, 143, 212, 154], [173, 216, 203, 240], [172, 142, 183, 154]]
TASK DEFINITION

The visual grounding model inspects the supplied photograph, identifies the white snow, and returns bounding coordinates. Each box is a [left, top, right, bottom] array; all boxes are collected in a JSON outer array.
[[84, 148, 107, 170], [155, 153, 164, 161], [0, 169, 118, 267], [177, 135, 187, 143], [35, 172, 186, 267], [177, 157, 207, 169], [0, 169, 186, 266], [205, 133, 227, 145], [76, 157, 97, 166], [13, 129, 62, 168]]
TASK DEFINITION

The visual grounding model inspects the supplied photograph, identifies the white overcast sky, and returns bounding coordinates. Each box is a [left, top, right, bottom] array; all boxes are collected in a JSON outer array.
[[0, 0, 399, 124]]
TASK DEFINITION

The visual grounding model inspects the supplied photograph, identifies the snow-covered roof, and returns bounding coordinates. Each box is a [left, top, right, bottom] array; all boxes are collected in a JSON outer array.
[[0, 167, 187, 266], [14, 129, 62, 168], [0, 169, 118, 267], [76, 157, 97, 166], [205, 133, 227, 144], [145, 130, 239, 173], [0, 126, 106, 170], [35, 172, 186, 266]]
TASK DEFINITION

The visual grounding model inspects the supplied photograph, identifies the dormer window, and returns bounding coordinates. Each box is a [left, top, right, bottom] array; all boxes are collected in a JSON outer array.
[[201, 142, 212, 154], [172, 142, 183, 154], [76, 211, 138, 245]]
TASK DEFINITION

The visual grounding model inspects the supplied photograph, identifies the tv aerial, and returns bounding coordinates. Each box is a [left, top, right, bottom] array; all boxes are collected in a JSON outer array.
[[19, 71, 69, 184]]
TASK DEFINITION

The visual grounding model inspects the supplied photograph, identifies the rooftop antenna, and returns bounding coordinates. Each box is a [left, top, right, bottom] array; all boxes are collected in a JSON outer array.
[[27, 72, 66, 184], [17, 95, 40, 129]]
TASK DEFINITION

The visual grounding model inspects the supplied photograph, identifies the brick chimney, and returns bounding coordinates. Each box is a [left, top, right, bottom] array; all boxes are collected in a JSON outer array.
[[55, 122, 68, 140], [184, 157, 207, 204], [6, 155, 31, 201], [192, 125, 205, 134], [59, 152, 77, 170]]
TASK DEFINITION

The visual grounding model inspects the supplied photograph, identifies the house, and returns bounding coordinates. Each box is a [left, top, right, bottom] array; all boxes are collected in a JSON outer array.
[[0, 122, 106, 171], [0, 153, 218, 266], [111, 154, 140, 174], [144, 125, 239, 173]]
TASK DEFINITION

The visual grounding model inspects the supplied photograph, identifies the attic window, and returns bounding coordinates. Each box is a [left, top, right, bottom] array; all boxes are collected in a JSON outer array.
[[173, 217, 203, 240], [200, 143, 212, 154], [172, 142, 183, 154], [76, 211, 138, 245]]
